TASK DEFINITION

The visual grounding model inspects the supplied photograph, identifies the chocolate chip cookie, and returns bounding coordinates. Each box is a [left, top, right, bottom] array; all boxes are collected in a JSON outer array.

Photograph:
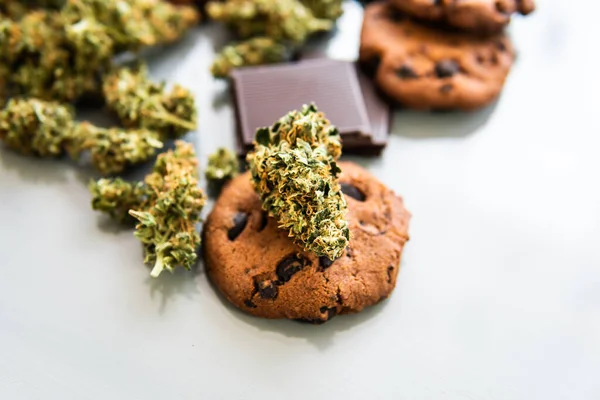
[[203, 161, 411, 322], [360, 2, 515, 110], [390, 0, 535, 33]]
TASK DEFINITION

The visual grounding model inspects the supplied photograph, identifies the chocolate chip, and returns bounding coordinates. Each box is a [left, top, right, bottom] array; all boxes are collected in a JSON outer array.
[[388, 9, 405, 22], [495, 40, 507, 52], [495, 1, 509, 14], [361, 55, 381, 78], [319, 306, 338, 320], [319, 256, 335, 269], [396, 64, 418, 79], [435, 60, 460, 78], [276, 255, 306, 283], [227, 212, 248, 241], [258, 211, 268, 232], [295, 318, 327, 325], [387, 266, 394, 283], [476, 54, 486, 64], [256, 280, 278, 299], [440, 83, 453, 94], [244, 300, 257, 308], [341, 183, 366, 201]]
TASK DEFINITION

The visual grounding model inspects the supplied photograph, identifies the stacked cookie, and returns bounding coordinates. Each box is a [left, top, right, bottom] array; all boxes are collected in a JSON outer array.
[[359, 0, 535, 111]]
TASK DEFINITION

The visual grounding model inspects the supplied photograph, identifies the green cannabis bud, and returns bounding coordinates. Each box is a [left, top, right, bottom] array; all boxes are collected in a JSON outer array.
[[61, 0, 199, 51], [247, 104, 349, 260], [69, 122, 163, 175], [102, 65, 197, 139], [206, 147, 239, 181], [211, 37, 290, 78], [300, 0, 344, 21], [0, 98, 74, 157], [0, 0, 199, 103], [0, 97, 164, 175], [206, 0, 332, 44], [129, 141, 206, 277], [89, 178, 149, 223], [0, 10, 101, 102]]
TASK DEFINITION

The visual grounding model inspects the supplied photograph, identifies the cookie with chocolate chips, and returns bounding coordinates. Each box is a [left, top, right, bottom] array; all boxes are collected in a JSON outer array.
[[360, 2, 515, 111], [390, 0, 535, 33], [203, 162, 411, 322]]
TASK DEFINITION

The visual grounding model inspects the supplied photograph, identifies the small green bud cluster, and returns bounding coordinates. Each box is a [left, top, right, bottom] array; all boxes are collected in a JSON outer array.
[[0, 0, 199, 103], [0, 98, 163, 175], [205, 147, 240, 182], [90, 141, 206, 277], [207, 0, 332, 44], [211, 37, 289, 79], [248, 104, 349, 260], [102, 65, 197, 139], [300, 0, 344, 21], [206, 0, 342, 77]]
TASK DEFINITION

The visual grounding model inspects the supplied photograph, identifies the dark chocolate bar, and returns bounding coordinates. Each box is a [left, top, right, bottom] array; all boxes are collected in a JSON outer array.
[[230, 59, 390, 156]]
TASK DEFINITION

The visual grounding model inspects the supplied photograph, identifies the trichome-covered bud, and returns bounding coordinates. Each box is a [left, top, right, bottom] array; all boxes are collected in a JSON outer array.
[[65, 17, 115, 73], [206, 0, 333, 44], [1, 10, 101, 102], [247, 104, 349, 260], [0, 97, 75, 157], [69, 122, 164, 175], [300, 0, 344, 21], [61, 0, 199, 51], [102, 65, 197, 139], [89, 178, 149, 223], [130, 141, 206, 278], [0, 1, 198, 102], [205, 147, 239, 181], [211, 37, 290, 78]]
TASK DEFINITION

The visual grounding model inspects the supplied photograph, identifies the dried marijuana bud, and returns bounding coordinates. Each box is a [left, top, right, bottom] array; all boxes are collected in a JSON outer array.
[[61, 0, 199, 51], [0, 98, 74, 157], [69, 123, 163, 175], [0, 0, 199, 102], [129, 141, 206, 277], [247, 104, 349, 260], [0, 97, 163, 175], [206, 147, 239, 181], [300, 0, 344, 21], [89, 178, 149, 223], [0, 10, 100, 102], [211, 37, 289, 78], [102, 65, 197, 139], [206, 0, 332, 44]]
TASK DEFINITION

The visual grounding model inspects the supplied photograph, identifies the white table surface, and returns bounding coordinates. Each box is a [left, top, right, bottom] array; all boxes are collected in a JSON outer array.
[[1, 1, 599, 399]]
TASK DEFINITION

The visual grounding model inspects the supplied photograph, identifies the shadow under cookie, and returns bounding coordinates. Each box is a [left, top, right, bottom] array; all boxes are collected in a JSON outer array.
[[202, 161, 411, 323]]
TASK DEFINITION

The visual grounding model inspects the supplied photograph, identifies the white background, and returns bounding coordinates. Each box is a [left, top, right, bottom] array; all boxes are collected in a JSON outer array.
[[0, 0, 599, 399]]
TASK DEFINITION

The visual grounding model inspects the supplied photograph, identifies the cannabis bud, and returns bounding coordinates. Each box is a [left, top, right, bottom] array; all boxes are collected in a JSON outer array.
[[68, 123, 163, 175], [89, 142, 206, 277], [0, 0, 199, 103], [206, 0, 333, 44], [300, 0, 344, 21], [205, 147, 239, 181], [102, 64, 197, 139], [211, 37, 290, 78], [130, 141, 206, 277], [247, 104, 349, 260], [0, 98, 74, 157], [0, 97, 163, 175], [89, 178, 149, 223], [61, 0, 200, 52]]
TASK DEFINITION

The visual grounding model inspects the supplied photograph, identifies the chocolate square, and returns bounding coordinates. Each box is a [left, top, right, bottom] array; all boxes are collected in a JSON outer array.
[[230, 59, 390, 156]]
